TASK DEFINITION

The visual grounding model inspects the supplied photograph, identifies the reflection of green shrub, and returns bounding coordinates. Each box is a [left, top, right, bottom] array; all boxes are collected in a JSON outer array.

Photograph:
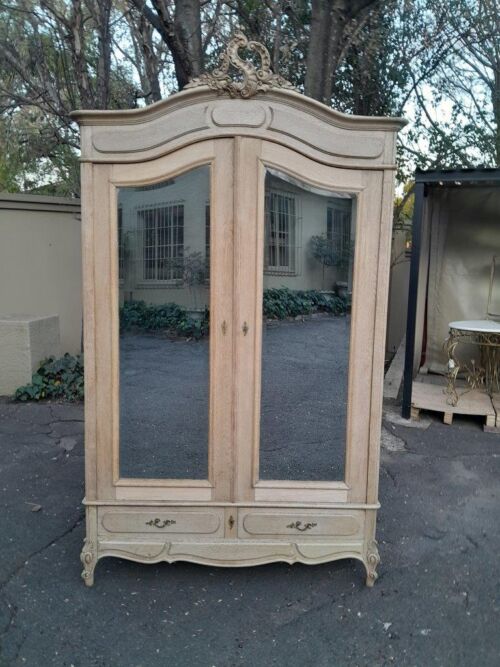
[[262, 288, 347, 320], [15, 290, 347, 402], [121, 290, 347, 337], [15, 354, 84, 402], [120, 300, 209, 339]]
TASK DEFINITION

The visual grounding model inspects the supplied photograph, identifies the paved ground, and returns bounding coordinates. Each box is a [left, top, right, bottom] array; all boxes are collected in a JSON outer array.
[[0, 397, 499, 666], [121, 317, 349, 480]]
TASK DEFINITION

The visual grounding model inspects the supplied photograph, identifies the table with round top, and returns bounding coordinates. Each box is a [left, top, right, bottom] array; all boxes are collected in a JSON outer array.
[[445, 319, 500, 406]]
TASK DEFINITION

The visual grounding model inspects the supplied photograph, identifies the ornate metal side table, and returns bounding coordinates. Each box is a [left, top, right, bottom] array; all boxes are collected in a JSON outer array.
[[445, 320, 500, 406]]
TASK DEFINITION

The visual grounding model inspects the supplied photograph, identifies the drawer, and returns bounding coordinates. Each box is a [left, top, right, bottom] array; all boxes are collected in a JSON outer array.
[[238, 508, 364, 540], [98, 507, 225, 537]]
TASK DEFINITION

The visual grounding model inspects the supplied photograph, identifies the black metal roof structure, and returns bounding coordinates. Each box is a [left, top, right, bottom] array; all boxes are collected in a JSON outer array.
[[414, 167, 500, 184]]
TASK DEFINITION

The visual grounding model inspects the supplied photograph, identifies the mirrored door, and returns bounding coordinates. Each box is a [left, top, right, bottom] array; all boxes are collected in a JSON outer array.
[[231, 138, 369, 504], [117, 166, 211, 479], [109, 139, 234, 499], [259, 169, 356, 481]]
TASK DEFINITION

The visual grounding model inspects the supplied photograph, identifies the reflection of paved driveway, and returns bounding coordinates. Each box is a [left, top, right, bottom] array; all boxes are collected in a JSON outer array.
[[120, 332, 209, 478], [120, 315, 350, 481], [260, 316, 350, 480]]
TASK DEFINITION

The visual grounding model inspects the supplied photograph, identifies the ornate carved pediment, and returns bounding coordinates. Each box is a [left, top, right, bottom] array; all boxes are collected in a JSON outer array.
[[185, 31, 295, 99]]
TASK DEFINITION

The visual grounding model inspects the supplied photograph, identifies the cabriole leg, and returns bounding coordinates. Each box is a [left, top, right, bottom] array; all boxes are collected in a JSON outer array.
[[365, 539, 380, 587], [81, 505, 98, 587], [80, 538, 97, 587]]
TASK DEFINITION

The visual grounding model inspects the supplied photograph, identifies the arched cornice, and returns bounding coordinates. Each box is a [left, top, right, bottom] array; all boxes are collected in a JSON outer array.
[[71, 32, 406, 168]]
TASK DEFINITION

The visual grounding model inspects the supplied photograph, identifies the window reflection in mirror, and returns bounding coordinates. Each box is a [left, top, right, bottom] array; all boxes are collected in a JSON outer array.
[[117, 166, 210, 479], [259, 169, 356, 481]]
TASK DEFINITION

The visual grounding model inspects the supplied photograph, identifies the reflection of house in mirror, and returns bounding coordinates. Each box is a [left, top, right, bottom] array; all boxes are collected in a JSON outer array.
[[263, 171, 355, 297], [117, 166, 354, 312]]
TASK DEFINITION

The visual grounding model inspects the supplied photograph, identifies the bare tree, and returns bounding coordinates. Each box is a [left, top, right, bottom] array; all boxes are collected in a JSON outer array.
[[445, 0, 500, 165], [398, 0, 500, 169], [1, 0, 497, 194], [0, 0, 137, 192]]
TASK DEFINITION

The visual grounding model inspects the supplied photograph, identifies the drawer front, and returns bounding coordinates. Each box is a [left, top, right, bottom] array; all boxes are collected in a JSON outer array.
[[238, 508, 364, 539], [99, 507, 224, 537]]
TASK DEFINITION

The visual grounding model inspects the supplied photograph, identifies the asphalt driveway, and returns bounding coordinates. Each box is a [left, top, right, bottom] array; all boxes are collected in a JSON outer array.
[[0, 397, 499, 666]]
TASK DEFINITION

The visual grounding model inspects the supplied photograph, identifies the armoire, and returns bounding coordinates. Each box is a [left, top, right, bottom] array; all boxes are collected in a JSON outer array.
[[71, 33, 405, 587]]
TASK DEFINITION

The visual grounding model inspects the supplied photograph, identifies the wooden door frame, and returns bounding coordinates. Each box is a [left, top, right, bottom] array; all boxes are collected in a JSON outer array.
[[83, 139, 235, 503], [232, 138, 388, 505]]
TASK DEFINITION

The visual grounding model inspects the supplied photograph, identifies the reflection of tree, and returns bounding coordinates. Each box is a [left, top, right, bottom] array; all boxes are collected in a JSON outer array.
[[178, 248, 209, 310], [310, 235, 353, 289]]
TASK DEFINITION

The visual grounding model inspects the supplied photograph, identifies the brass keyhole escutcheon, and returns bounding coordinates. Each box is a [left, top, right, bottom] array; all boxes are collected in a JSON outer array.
[[228, 515, 235, 529], [221, 320, 227, 335], [242, 322, 249, 336]]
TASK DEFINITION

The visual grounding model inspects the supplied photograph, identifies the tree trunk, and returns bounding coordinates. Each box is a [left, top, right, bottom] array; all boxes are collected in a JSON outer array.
[[69, 0, 93, 109], [141, 19, 163, 103], [131, 0, 202, 90], [304, 0, 380, 104], [92, 0, 113, 109], [174, 0, 202, 81], [304, 0, 332, 103], [127, 9, 163, 103]]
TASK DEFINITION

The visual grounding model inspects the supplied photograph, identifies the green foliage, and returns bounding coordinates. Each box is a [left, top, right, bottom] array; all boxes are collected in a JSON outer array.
[[262, 288, 347, 320], [309, 235, 342, 268], [0, 108, 81, 195], [181, 250, 209, 287], [120, 300, 209, 339], [0, 2, 140, 195], [14, 354, 84, 402], [121, 289, 347, 338]]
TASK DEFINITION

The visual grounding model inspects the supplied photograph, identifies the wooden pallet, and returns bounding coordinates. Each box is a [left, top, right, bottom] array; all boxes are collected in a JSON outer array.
[[411, 381, 496, 429]]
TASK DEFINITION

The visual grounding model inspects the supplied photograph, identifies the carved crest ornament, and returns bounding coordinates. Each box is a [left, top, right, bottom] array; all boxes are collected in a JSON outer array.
[[185, 31, 295, 99]]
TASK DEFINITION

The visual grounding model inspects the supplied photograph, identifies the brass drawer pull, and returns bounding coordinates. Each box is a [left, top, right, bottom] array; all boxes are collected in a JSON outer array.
[[286, 521, 317, 532], [146, 518, 177, 529]]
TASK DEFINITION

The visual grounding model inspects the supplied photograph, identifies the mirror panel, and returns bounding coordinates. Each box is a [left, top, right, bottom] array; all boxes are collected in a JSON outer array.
[[259, 169, 356, 481], [117, 166, 211, 479]]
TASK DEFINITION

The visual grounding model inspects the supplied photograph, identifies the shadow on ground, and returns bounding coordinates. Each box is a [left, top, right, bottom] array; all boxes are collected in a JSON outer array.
[[0, 399, 499, 666]]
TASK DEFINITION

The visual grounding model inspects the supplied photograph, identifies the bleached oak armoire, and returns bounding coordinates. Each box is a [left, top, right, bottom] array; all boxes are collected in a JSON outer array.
[[72, 33, 405, 587]]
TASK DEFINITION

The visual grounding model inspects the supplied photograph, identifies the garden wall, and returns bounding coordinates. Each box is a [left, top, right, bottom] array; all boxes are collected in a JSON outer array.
[[0, 193, 82, 356]]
